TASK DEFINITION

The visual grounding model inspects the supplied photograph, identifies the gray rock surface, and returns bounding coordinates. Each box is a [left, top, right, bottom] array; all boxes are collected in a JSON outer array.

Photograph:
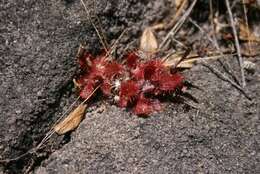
[[1, 1, 84, 171], [0, 0, 172, 173], [36, 61, 260, 174], [1, 0, 260, 173]]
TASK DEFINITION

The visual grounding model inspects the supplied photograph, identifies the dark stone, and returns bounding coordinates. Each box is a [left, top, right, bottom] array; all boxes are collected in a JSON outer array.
[[36, 60, 260, 174], [0, 0, 172, 173], [1, 0, 259, 173]]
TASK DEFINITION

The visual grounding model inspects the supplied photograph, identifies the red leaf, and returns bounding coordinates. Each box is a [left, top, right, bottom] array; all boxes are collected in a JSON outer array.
[[158, 73, 184, 92], [143, 60, 164, 80], [79, 80, 95, 99], [88, 57, 108, 80], [119, 80, 139, 107], [126, 52, 139, 68], [101, 80, 111, 96], [132, 60, 164, 81], [76, 74, 89, 86], [134, 95, 161, 115], [131, 64, 145, 80], [141, 81, 155, 94], [104, 62, 123, 79], [78, 52, 93, 69]]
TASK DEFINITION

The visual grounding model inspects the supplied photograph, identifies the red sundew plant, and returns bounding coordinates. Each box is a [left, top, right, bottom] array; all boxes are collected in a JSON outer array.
[[75, 50, 185, 115]]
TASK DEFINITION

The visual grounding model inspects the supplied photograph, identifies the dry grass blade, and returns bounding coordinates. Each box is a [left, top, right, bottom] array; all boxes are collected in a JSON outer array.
[[175, 0, 186, 9], [140, 27, 158, 54], [106, 28, 128, 59], [208, 0, 241, 85], [53, 85, 100, 135], [165, 0, 188, 29], [241, 0, 253, 54], [54, 104, 87, 135], [80, 0, 108, 52], [225, 0, 246, 87], [160, 0, 197, 49], [0, 75, 100, 163], [201, 62, 251, 100], [163, 52, 236, 69], [239, 20, 260, 42], [240, 42, 260, 56]]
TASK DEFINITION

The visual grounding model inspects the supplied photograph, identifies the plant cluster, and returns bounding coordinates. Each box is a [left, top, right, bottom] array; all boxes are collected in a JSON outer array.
[[76, 51, 185, 115]]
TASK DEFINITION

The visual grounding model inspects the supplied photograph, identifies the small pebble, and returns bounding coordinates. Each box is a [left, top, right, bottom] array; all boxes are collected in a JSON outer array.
[[243, 60, 256, 73]]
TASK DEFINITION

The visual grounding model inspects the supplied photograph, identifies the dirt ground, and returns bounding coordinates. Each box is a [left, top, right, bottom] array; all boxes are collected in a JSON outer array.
[[0, 0, 259, 173]]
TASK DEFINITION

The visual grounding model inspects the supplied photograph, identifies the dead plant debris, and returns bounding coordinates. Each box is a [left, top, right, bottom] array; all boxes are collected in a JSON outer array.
[[54, 104, 87, 135], [140, 27, 158, 54]]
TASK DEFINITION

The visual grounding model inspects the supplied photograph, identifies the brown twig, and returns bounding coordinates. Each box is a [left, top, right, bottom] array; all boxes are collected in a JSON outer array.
[[242, 0, 253, 54], [189, 17, 241, 85], [171, 48, 191, 69], [80, 0, 108, 52], [0, 85, 100, 163], [171, 36, 189, 49], [164, 0, 188, 30], [225, 0, 246, 87], [201, 61, 251, 100], [209, 0, 241, 85], [160, 0, 198, 49], [106, 28, 128, 59]]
